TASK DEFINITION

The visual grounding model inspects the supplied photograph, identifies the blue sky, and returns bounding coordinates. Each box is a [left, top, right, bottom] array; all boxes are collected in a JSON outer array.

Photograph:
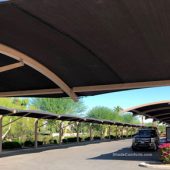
[[82, 86, 170, 112]]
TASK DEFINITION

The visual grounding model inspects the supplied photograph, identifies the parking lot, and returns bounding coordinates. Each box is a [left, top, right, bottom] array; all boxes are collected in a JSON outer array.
[[0, 139, 160, 170]]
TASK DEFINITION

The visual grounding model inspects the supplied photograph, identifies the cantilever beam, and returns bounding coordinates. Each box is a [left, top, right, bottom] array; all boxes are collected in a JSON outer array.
[[0, 44, 78, 101]]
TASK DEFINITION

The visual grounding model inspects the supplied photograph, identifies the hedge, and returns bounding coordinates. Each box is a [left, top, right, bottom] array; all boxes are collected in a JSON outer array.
[[24, 140, 43, 147], [2, 141, 22, 149], [84, 137, 91, 141], [24, 140, 34, 147], [104, 135, 117, 139], [49, 139, 57, 144], [93, 136, 101, 140], [62, 137, 82, 143], [38, 141, 43, 146]]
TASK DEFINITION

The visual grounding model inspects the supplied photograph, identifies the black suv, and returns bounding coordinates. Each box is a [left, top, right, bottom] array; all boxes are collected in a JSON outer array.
[[132, 127, 159, 151]]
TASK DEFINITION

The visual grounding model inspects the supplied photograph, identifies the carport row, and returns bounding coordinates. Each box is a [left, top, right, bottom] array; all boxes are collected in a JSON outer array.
[[123, 101, 170, 125], [0, 106, 143, 153]]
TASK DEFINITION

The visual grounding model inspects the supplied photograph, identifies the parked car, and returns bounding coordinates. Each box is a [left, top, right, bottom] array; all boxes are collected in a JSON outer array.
[[132, 127, 159, 151]]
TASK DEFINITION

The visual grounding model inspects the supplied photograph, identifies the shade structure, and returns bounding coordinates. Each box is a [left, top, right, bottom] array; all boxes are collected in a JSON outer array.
[[0, 106, 15, 115], [0, 106, 142, 153], [123, 100, 170, 124], [101, 120, 115, 125], [12, 110, 58, 120], [0, 106, 142, 127], [0, 1, 170, 100], [83, 118, 103, 124]]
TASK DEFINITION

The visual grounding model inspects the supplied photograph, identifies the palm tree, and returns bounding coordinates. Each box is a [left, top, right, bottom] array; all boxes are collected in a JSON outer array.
[[113, 106, 122, 114]]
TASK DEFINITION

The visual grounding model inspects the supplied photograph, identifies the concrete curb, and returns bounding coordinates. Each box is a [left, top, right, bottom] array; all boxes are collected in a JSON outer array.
[[139, 162, 170, 169]]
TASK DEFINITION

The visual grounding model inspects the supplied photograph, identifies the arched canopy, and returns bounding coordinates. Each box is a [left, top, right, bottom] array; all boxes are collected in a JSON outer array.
[[1, 1, 170, 100], [123, 101, 170, 124]]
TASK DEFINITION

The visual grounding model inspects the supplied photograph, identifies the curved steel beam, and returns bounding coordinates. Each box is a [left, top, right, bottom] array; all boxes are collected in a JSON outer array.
[[122, 100, 170, 113], [158, 117, 170, 121], [0, 62, 24, 72], [141, 113, 170, 122], [0, 88, 63, 97], [73, 81, 170, 92], [143, 107, 170, 114], [0, 44, 78, 101], [154, 112, 170, 118], [131, 109, 142, 115]]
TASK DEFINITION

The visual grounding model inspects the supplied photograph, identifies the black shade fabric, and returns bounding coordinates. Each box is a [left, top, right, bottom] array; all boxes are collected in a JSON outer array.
[[0, 106, 14, 115], [123, 101, 170, 124], [0, 1, 170, 98], [13, 110, 58, 119]]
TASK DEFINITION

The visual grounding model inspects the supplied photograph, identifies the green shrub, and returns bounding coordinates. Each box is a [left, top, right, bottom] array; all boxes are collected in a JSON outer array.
[[49, 139, 57, 144], [84, 137, 91, 141], [53, 139, 57, 144], [62, 137, 82, 143], [93, 136, 101, 140], [38, 141, 43, 146], [104, 136, 110, 139], [110, 135, 116, 139], [68, 137, 82, 143], [2, 141, 22, 149], [24, 140, 34, 147], [62, 138, 68, 144], [104, 135, 116, 139], [24, 140, 43, 146]]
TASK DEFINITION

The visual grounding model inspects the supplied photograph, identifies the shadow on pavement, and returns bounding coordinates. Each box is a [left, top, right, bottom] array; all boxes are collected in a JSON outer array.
[[89, 147, 160, 162]]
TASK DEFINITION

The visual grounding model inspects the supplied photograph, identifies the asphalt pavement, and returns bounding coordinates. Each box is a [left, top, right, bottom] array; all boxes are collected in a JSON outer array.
[[0, 139, 161, 170]]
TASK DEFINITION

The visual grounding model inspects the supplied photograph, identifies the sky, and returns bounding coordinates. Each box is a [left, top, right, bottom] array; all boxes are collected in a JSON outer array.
[[82, 86, 170, 112]]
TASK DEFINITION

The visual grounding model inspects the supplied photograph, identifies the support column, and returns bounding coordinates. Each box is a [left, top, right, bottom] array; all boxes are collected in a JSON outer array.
[[136, 127, 139, 134], [121, 126, 124, 138], [119, 126, 121, 138], [76, 122, 80, 143], [135, 127, 138, 134], [0, 115, 2, 153], [58, 121, 63, 145], [115, 126, 118, 139], [130, 127, 133, 137], [108, 125, 111, 140], [89, 123, 93, 141], [141, 116, 144, 126], [34, 119, 39, 148], [100, 124, 103, 140], [126, 126, 129, 138]]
